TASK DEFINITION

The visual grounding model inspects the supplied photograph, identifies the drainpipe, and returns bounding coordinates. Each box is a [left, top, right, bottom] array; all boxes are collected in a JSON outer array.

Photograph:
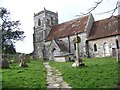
[[116, 36, 120, 62], [86, 40, 90, 58], [117, 1, 120, 62], [68, 36, 71, 61]]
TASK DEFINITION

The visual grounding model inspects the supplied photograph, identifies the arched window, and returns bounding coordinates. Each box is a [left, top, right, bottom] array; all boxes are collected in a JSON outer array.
[[46, 19, 50, 25], [38, 19, 41, 26], [94, 44, 97, 52], [116, 39, 119, 49], [103, 42, 110, 56], [51, 17, 54, 25], [52, 48, 56, 53]]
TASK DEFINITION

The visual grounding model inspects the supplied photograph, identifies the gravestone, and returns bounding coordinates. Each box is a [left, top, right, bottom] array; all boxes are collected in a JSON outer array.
[[1, 54, 9, 68], [14, 54, 20, 63], [19, 54, 28, 67]]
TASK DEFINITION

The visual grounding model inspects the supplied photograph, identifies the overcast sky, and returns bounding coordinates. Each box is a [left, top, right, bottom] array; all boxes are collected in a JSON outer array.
[[0, 0, 119, 54]]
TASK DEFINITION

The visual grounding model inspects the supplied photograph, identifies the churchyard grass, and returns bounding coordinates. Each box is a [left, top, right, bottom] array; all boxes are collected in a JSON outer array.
[[49, 57, 118, 88], [2, 59, 47, 88]]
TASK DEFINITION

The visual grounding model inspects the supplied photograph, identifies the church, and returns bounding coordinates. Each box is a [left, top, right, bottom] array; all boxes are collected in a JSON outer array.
[[33, 8, 120, 62]]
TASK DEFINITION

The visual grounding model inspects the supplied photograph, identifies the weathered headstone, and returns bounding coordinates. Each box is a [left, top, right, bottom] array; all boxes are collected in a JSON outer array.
[[1, 54, 9, 69], [19, 54, 28, 67], [13, 54, 20, 63]]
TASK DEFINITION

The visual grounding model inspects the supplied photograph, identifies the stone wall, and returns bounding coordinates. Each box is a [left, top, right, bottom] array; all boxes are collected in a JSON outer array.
[[58, 32, 88, 57], [45, 40, 69, 60], [46, 40, 59, 60], [44, 31, 88, 60], [88, 35, 119, 57], [33, 9, 58, 59]]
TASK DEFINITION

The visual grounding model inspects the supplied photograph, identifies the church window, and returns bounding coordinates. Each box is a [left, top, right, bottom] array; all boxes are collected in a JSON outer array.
[[52, 48, 56, 52], [38, 19, 41, 26], [55, 17, 58, 24], [103, 42, 110, 56], [51, 17, 54, 25], [94, 44, 97, 52], [46, 19, 50, 25]]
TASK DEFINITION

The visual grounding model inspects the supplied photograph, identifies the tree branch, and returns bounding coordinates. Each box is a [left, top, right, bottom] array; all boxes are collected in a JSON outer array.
[[95, 1, 120, 17], [76, 0, 119, 17], [76, 0, 103, 16]]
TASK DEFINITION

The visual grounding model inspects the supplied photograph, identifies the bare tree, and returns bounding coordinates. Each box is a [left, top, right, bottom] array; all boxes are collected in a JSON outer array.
[[76, 0, 120, 17]]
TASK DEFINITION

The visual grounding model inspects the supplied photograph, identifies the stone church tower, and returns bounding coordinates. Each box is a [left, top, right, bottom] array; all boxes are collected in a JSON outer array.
[[33, 8, 58, 58]]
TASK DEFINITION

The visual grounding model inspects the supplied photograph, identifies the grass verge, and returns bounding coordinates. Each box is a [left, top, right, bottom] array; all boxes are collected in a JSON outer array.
[[2, 59, 47, 88], [50, 57, 118, 88]]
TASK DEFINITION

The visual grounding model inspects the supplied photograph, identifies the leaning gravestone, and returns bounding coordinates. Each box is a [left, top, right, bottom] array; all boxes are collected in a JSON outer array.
[[19, 54, 28, 67], [2, 54, 9, 69]]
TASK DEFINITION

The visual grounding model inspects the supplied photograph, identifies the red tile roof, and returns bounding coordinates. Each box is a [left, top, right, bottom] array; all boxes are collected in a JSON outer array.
[[88, 15, 120, 40], [45, 15, 89, 41]]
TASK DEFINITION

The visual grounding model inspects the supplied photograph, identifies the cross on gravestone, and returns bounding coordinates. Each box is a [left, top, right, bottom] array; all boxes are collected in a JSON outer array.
[[72, 34, 85, 67]]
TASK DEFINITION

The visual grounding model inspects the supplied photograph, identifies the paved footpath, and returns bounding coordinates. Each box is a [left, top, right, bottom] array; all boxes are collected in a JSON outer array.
[[44, 62, 72, 89]]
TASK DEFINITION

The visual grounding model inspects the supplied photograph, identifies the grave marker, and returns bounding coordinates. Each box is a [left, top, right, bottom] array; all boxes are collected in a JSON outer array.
[[19, 54, 28, 67], [72, 34, 85, 67]]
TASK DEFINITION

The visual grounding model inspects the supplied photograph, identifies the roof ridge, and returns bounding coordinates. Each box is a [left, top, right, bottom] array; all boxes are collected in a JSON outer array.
[[88, 15, 119, 40], [59, 15, 89, 25], [46, 14, 90, 41], [95, 15, 119, 22]]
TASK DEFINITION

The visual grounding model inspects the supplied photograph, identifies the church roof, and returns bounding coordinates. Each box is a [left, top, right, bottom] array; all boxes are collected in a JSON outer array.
[[55, 40, 68, 51], [45, 15, 89, 41], [88, 15, 120, 40]]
